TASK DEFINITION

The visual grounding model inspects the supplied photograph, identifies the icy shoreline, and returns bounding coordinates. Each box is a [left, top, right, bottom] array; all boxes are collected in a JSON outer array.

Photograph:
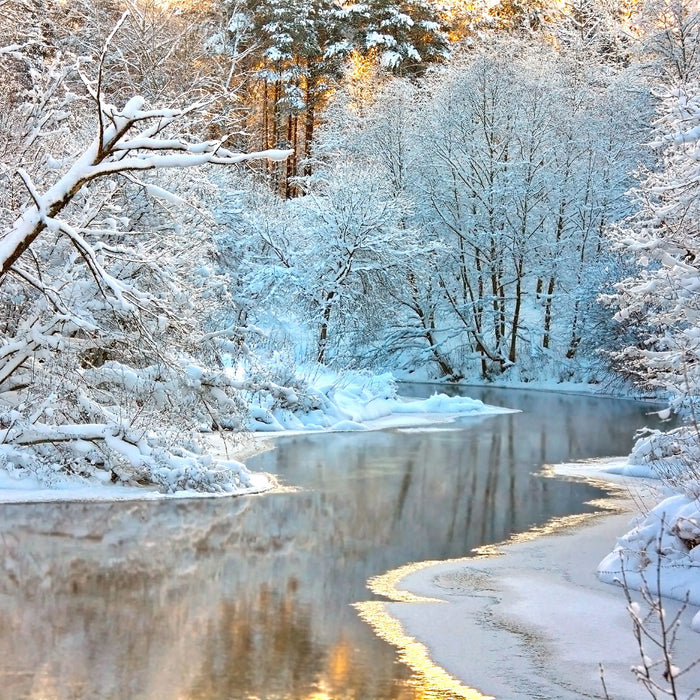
[[0, 389, 514, 504], [359, 460, 700, 700]]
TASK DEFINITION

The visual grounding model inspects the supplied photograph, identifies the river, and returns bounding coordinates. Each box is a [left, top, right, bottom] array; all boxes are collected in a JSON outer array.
[[0, 385, 666, 699]]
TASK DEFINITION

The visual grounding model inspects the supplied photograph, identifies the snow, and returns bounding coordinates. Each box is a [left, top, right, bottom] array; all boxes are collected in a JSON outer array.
[[366, 31, 397, 48], [328, 419, 366, 431], [143, 183, 190, 206], [598, 490, 700, 605], [393, 371, 654, 400], [603, 458, 658, 478], [240, 369, 516, 435], [0, 370, 511, 502], [361, 459, 700, 700], [0, 463, 271, 503]]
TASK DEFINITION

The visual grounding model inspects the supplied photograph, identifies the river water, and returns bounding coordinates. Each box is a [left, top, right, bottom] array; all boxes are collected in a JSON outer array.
[[0, 386, 666, 699]]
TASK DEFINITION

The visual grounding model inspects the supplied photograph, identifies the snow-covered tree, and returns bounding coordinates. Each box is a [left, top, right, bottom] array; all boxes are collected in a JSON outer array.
[[0, 13, 292, 492], [555, 0, 634, 62], [214, 0, 451, 193], [311, 39, 647, 380], [633, 0, 700, 83], [229, 0, 350, 192], [292, 160, 429, 364], [486, 0, 556, 33], [605, 0, 700, 409], [343, 0, 450, 75], [213, 157, 431, 367], [412, 44, 641, 379], [607, 83, 700, 415]]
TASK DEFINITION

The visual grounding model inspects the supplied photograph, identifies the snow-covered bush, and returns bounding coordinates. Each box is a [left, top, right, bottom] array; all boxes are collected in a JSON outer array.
[[627, 428, 700, 497], [599, 493, 700, 605]]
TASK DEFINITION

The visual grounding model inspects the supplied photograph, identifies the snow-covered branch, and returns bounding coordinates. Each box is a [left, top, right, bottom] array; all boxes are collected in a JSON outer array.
[[0, 95, 290, 280]]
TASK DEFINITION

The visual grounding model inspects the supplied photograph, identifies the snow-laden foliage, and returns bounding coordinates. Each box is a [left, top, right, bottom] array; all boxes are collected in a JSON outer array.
[[0, 14, 296, 494], [613, 426, 700, 501], [607, 83, 700, 417], [256, 40, 648, 381], [603, 79, 700, 591], [553, 0, 635, 63], [632, 0, 700, 84], [599, 0, 700, 607], [214, 158, 434, 369], [213, 0, 450, 193]]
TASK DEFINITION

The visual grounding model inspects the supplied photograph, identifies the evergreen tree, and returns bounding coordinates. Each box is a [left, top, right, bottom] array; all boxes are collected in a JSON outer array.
[[343, 0, 450, 75], [220, 0, 450, 193]]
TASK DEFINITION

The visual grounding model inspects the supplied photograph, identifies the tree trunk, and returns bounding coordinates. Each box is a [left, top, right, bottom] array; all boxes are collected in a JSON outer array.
[[543, 202, 565, 349], [508, 258, 524, 364], [491, 268, 502, 348], [282, 113, 296, 198], [262, 80, 269, 151], [303, 99, 315, 177], [426, 310, 460, 379], [542, 276, 555, 349], [317, 291, 334, 364]]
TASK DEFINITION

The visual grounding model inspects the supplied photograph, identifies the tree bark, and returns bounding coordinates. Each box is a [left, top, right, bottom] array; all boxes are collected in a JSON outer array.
[[508, 258, 524, 364]]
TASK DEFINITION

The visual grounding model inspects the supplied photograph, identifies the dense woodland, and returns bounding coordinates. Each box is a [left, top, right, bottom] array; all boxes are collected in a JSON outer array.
[[1, 0, 700, 490]]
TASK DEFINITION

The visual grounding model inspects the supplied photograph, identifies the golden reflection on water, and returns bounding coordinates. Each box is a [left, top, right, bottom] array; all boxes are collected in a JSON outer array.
[[353, 601, 493, 700], [356, 464, 628, 700]]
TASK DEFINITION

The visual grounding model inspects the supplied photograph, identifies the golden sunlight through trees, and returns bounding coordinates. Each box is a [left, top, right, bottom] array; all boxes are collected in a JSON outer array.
[[347, 50, 381, 112]]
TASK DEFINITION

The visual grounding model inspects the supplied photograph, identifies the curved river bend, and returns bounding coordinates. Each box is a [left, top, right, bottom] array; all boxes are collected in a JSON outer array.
[[0, 386, 665, 699]]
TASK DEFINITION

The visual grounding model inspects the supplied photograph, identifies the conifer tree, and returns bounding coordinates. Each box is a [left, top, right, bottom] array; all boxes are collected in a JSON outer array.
[[223, 0, 450, 193], [344, 0, 450, 75]]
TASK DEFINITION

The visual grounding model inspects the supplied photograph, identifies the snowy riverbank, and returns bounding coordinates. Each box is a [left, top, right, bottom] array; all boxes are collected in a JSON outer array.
[[357, 460, 700, 700], [0, 373, 515, 503]]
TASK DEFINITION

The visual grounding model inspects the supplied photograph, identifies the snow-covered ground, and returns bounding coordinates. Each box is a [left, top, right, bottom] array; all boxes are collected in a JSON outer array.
[[0, 465, 273, 504], [397, 373, 657, 402], [241, 369, 516, 433], [359, 460, 700, 700], [0, 372, 514, 503]]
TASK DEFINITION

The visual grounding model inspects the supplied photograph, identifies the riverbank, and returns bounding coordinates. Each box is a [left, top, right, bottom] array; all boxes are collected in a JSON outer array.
[[0, 388, 515, 503], [361, 461, 700, 700], [0, 432, 275, 504]]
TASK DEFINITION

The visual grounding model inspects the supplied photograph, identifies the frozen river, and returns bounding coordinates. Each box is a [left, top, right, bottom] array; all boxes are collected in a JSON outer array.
[[0, 385, 666, 699]]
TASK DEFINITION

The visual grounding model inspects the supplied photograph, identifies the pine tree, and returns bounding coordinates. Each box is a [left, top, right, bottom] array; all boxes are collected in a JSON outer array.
[[224, 0, 450, 193], [345, 0, 450, 75], [231, 0, 348, 193]]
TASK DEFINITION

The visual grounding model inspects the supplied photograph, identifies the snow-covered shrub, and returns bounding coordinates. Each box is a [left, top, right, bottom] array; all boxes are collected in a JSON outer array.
[[599, 493, 700, 606], [628, 427, 700, 498]]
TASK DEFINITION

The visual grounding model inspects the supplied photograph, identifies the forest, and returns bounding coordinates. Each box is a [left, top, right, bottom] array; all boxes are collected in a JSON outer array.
[[1, 0, 700, 492]]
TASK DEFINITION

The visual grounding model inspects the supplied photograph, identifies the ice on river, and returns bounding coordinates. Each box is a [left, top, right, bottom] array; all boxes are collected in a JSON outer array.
[[362, 460, 700, 700]]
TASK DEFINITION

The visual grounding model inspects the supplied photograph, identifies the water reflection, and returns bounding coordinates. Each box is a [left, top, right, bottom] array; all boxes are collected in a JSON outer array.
[[0, 387, 666, 699]]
